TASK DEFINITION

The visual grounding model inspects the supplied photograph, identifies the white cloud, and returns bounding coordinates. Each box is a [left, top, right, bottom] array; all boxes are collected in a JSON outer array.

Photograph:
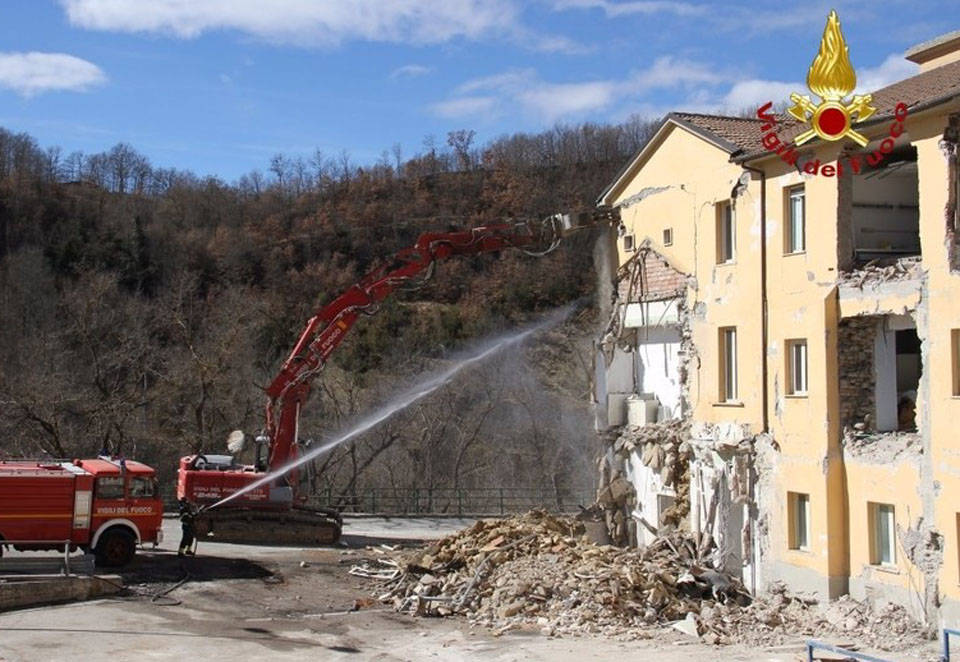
[[519, 81, 619, 121], [855, 54, 918, 94], [390, 64, 433, 79], [552, 0, 705, 17], [434, 57, 728, 122], [722, 79, 800, 112], [431, 96, 497, 119], [60, 0, 576, 51], [716, 53, 916, 112], [456, 69, 537, 94], [631, 56, 722, 90], [0, 51, 106, 97]]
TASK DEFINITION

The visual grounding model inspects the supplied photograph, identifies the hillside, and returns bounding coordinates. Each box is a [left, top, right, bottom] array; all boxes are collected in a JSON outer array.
[[0, 119, 657, 501]]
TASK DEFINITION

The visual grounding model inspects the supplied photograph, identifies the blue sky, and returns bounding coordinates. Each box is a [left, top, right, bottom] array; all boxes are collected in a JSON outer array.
[[0, 1, 956, 181]]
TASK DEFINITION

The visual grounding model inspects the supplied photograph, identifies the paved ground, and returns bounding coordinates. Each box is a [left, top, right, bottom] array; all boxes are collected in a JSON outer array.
[[0, 517, 938, 661]]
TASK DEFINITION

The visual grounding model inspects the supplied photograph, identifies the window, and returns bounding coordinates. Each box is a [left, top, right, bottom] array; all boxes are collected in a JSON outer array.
[[719, 327, 738, 402], [953, 329, 960, 396], [96, 476, 124, 500], [786, 339, 808, 395], [128, 476, 157, 499], [663, 228, 673, 246], [717, 201, 735, 263], [787, 186, 806, 253], [657, 493, 676, 526], [787, 492, 810, 550], [623, 234, 636, 252], [956, 514, 960, 580], [869, 502, 896, 565]]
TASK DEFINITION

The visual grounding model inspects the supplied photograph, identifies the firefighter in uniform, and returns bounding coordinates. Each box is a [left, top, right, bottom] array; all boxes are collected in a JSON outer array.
[[177, 498, 198, 556]]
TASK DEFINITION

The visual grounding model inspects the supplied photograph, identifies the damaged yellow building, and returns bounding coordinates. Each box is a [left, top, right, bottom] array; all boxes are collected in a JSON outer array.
[[594, 30, 960, 624]]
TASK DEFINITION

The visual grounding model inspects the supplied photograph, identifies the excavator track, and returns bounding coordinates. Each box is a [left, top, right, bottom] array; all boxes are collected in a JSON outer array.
[[195, 506, 342, 546]]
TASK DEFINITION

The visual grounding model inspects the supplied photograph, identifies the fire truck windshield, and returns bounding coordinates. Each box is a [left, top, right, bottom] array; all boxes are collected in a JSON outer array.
[[96, 476, 124, 499]]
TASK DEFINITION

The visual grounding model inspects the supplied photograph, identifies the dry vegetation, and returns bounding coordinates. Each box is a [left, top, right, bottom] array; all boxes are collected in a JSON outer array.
[[0, 119, 657, 502]]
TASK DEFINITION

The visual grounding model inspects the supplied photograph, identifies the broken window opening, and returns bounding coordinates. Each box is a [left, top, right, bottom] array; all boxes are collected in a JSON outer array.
[[838, 315, 921, 440], [847, 145, 920, 268]]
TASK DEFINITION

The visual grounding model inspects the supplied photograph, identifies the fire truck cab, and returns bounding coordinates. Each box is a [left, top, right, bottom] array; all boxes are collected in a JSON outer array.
[[0, 458, 164, 567]]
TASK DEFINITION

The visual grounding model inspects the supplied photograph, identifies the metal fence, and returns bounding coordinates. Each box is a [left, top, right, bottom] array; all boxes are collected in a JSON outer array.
[[306, 487, 593, 516], [162, 484, 592, 516]]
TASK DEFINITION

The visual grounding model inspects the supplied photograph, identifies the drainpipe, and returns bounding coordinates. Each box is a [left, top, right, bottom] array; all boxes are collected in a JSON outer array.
[[742, 164, 768, 434]]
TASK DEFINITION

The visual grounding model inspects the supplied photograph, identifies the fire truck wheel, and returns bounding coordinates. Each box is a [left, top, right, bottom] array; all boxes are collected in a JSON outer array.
[[94, 529, 136, 567]]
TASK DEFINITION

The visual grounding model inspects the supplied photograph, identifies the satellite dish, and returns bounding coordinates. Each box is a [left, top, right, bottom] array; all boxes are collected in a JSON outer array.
[[226, 430, 246, 454]]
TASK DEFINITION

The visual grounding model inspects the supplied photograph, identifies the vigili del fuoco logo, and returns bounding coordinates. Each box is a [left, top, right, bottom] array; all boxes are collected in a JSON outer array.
[[755, 10, 908, 177]]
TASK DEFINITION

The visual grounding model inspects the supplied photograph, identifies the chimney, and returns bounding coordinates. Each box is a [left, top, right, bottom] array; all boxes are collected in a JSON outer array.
[[905, 29, 960, 73]]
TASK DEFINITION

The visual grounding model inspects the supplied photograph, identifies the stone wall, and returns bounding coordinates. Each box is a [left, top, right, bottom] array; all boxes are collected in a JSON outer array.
[[838, 317, 879, 430]]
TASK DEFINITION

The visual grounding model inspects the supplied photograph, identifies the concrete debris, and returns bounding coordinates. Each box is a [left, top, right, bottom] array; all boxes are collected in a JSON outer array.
[[594, 419, 692, 542], [612, 419, 690, 490], [715, 582, 933, 651], [843, 428, 921, 463], [839, 256, 923, 289], [360, 510, 752, 639], [353, 512, 932, 651]]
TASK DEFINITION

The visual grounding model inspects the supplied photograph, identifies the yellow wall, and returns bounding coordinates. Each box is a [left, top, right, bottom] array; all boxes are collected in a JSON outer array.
[[913, 107, 960, 607], [609, 96, 960, 615], [610, 123, 764, 430]]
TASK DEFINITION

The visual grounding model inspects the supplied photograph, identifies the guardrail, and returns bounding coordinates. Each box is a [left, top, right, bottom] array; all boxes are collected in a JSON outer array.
[[806, 640, 892, 662], [0, 540, 94, 576], [944, 627, 960, 662]]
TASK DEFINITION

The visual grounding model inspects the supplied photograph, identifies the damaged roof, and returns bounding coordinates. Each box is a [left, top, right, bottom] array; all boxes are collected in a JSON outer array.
[[598, 54, 960, 204], [618, 246, 687, 303]]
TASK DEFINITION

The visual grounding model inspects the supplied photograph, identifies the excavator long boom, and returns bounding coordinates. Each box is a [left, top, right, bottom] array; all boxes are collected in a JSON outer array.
[[263, 209, 619, 484]]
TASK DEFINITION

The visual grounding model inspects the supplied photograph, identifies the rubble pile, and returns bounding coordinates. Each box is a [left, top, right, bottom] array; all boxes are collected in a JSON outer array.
[[612, 419, 689, 489], [839, 255, 923, 289], [353, 512, 933, 651], [593, 419, 692, 544], [705, 582, 932, 651], [359, 510, 750, 639]]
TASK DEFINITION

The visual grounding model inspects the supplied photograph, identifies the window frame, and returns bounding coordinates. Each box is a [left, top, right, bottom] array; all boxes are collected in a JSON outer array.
[[719, 326, 738, 402], [717, 200, 735, 264], [786, 185, 806, 254], [952, 329, 960, 396], [623, 234, 636, 252], [662, 227, 673, 246], [787, 491, 811, 550], [786, 339, 808, 396], [868, 502, 897, 566]]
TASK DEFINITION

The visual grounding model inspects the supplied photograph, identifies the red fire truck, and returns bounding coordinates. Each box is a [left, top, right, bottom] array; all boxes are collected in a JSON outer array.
[[0, 457, 164, 567]]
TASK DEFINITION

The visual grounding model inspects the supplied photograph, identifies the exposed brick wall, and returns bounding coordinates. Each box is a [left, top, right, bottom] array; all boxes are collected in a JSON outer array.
[[838, 317, 879, 429], [617, 248, 687, 303]]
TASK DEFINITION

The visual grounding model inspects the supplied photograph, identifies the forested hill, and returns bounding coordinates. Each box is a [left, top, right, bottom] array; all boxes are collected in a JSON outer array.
[[0, 118, 657, 497]]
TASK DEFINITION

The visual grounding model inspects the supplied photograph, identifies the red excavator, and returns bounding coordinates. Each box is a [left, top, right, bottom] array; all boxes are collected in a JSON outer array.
[[177, 208, 619, 544]]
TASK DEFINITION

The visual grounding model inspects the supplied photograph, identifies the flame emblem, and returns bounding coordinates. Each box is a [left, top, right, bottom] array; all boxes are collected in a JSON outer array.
[[788, 10, 876, 146]]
